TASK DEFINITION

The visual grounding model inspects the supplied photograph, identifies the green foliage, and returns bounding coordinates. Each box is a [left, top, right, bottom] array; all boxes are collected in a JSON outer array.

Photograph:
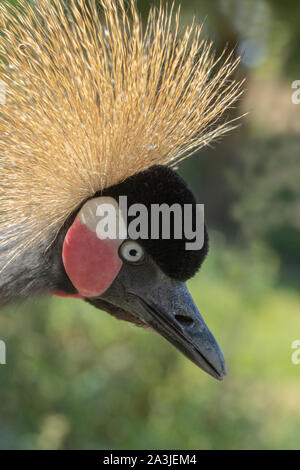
[[230, 135, 300, 271], [270, 0, 300, 78], [0, 242, 299, 450]]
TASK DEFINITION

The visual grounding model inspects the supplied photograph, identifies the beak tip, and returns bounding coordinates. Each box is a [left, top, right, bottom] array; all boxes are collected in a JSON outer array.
[[216, 366, 227, 381], [216, 354, 227, 381], [211, 368, 226, 381], [205, 348, 227, 381], [192, 347, 227, 381]]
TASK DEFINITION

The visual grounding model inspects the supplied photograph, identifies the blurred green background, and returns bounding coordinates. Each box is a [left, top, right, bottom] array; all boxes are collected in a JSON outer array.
[[0, 0, 300, 450]]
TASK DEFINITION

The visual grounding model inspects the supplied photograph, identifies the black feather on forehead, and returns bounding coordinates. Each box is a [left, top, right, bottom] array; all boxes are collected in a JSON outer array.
[[98, 165, 209, 282]]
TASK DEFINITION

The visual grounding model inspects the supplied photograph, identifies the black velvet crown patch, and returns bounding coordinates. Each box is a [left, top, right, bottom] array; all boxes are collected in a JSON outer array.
[[97, 165, 209, 282]]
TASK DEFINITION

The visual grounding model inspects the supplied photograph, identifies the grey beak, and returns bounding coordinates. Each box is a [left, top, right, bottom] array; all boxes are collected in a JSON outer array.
[[135, 282, 226, 380]]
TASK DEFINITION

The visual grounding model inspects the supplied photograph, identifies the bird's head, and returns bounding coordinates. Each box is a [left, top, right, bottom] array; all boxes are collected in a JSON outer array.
[[60, 166, 226, 380]]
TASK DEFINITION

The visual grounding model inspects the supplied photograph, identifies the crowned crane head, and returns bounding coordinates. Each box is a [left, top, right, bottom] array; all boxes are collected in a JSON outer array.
[[0, 0, 244, 380], [59, 165, 226, 380]]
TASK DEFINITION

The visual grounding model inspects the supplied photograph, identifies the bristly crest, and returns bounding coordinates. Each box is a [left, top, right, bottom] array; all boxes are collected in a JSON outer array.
[[0, 0, 244, 267]]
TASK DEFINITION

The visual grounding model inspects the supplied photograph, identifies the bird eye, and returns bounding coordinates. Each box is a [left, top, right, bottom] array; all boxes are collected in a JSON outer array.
[[119, 241, 145, 264]]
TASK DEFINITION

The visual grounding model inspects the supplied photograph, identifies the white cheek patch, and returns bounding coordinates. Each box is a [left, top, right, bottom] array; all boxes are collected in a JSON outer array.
[[80, 196, 127, 240]]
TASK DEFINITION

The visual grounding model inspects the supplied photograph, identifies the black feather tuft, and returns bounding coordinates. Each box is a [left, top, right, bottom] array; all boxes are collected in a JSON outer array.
[[100, 165, 209, 282]]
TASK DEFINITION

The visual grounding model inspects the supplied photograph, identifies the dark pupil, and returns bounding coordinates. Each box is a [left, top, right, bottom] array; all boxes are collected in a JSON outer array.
[[129, 249, 137, 257]]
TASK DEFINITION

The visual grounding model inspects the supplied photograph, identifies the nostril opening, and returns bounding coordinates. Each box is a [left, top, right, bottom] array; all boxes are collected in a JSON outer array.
[[175, 314, 194, 326]]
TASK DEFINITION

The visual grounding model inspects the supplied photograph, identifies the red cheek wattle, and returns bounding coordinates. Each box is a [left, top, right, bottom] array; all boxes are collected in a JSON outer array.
[[62, 216, 123, 298]]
